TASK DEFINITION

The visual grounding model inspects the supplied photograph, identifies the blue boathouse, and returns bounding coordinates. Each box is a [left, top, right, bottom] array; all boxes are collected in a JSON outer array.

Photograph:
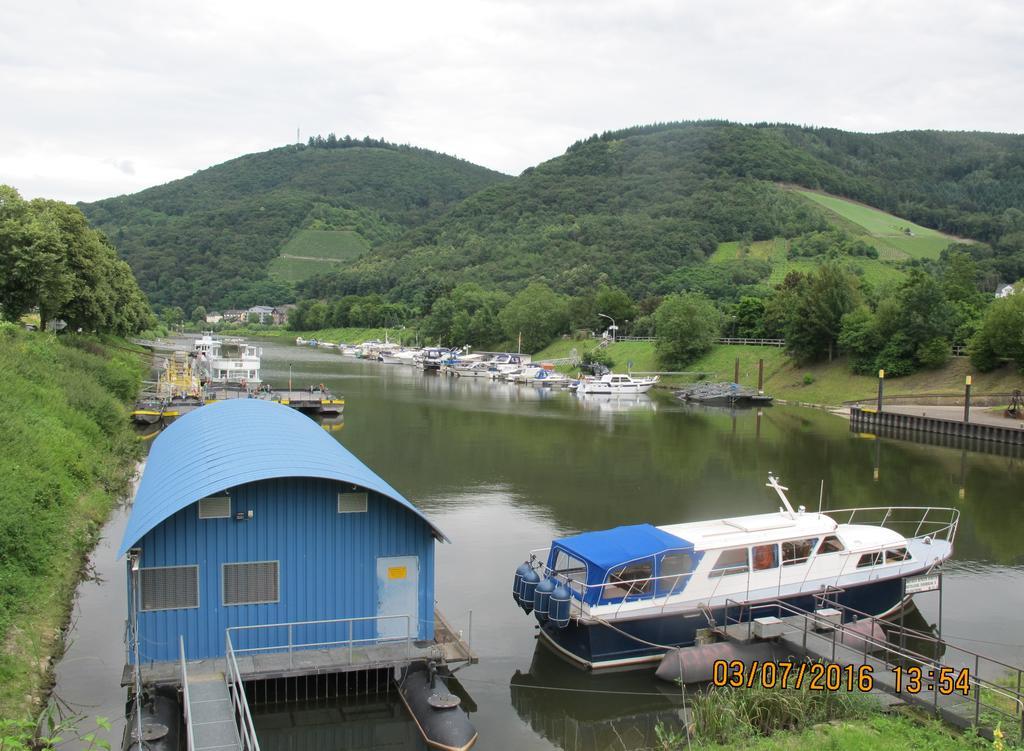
[[119, 398, 447, 664]]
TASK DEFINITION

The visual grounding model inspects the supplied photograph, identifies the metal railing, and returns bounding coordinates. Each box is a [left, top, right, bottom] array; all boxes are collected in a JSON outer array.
[[224, 633, 262, 751], [721, 594, 1024, 737], [225, 614, 413, 668], [716, 337, 787, 347], [179, 636, 197, 751], [827, 506, 959, 543]]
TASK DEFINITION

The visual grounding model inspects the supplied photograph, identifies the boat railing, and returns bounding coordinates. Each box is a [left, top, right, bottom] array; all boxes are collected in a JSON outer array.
[[225, 614, 413, 666], [826, 506, 959, 543], [721, 594, 1024, 736]]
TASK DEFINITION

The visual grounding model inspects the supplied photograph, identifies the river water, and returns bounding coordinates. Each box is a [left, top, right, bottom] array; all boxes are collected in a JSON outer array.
[[54, 338, 1024, 750]]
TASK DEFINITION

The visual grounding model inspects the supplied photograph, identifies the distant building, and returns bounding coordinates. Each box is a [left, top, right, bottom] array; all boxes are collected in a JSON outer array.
[[247, 305, 286, 325], [222, 309, 248, 322], [205, 312, 223, 324], [996, 283, 1017, 298]]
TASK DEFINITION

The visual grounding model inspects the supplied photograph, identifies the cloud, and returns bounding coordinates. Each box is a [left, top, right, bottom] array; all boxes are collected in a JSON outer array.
[[1, 0, 1021, 203]]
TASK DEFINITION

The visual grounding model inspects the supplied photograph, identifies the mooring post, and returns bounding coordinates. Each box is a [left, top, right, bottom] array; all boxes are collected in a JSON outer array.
[[963, 375, 972, 423], [757, 358, 764, 394], [877, 369, 885, 413], [734, 357, 740, 384]]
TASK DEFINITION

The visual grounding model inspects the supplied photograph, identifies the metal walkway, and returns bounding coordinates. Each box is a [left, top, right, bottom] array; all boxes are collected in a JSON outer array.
[[717, 594, 1024, 739], [184, 673, 241, 751]]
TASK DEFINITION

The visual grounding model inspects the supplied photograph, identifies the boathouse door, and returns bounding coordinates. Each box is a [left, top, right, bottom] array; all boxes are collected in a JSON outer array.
[[376, 556, 420, 640]]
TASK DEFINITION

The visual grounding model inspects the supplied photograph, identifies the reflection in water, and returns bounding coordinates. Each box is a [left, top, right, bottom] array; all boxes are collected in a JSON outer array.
[[510, 645, 686, 751]]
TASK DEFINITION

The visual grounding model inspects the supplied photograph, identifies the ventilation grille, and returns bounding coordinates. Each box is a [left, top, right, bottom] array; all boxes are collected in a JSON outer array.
[[338, 492, 368, 514], [223, 561, 279, 606], [140, 566, 199, 611], [198, 496, 231, 519]]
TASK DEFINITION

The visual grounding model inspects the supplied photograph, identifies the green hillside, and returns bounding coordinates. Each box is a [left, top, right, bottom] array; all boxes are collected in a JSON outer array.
[[300, 123, 1024, 307], [268, 229, 370, 282], [79, 141, 510, 311]]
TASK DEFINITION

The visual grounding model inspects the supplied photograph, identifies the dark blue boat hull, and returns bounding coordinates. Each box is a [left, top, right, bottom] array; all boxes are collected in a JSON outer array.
[[539, 576, 905, 669]]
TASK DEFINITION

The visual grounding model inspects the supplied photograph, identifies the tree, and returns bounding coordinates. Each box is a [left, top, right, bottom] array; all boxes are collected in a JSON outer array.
[[783, 263, 861, 363], [498, 283, 569, 353], [654, 293, 723, 367], [192, 305, 208, 323], [969, 293, 1024, 371], [161, 306, 185, 326]]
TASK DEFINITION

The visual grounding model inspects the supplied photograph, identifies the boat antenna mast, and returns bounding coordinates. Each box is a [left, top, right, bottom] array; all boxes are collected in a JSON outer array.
[[767, 473, 796, 518]]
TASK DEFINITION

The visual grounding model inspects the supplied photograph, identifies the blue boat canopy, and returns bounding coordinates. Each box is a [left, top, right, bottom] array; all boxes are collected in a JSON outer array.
[[554, 524, 692, 573], [118, 399, 447, 556]]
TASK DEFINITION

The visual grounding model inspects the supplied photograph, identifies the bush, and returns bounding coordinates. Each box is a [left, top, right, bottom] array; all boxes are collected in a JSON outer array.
[[803, 373, 815, 385], [581, 348, 615, 369], [916, 337, 951, 370], [654, 293, 723, 368]]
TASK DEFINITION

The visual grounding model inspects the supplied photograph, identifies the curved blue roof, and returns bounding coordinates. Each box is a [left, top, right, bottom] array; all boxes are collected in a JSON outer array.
[[118, 399, 446, 556]]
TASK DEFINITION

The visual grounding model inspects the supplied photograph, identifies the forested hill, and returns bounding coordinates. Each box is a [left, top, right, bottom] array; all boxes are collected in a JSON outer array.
[[299, 123, 1024, 307], [79, 141, 510, 310]]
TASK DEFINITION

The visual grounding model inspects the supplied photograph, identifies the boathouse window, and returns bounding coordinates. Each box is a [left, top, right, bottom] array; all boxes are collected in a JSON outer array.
[[709, 548, 749, 577], [223, 561, 280, 606], [885, 547, 910, 563], [139, 565, 199, 611], [817, 536, 845, 555], [782, 538, 818, 566], [603, 561, 654, 599], [656, 552, 693, 595], [752, 544, 779, 571], [338, 491, 368, 513], [198, 495, 230, 519], [856, 552, 883, 568]]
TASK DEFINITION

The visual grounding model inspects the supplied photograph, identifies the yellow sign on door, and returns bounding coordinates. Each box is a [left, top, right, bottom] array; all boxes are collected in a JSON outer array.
[[387, 566, 407, 580]]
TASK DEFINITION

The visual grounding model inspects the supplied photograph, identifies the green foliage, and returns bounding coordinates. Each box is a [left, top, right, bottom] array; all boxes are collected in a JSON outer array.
[[970, 292, 1024, 371], [0, 325, 143, 716], [498, 282, 570, 353], [778, 263, 862, 363], [790, 229, 878, 259], [687, 673, 871, 746], [421, 283, 509, 348], [581, 348, 615, 369], [803, 373, 815, 385], [0, 187, 153, 334], [654, 293, 723, 367], [79, 143, 510, 311]]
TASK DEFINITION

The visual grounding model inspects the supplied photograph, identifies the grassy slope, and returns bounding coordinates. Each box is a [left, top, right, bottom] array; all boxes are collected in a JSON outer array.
[[0, 325, 144, 718], [532, 340, 1024, 405], [268, 229, 370, 282], [714, 189, 960, 293]]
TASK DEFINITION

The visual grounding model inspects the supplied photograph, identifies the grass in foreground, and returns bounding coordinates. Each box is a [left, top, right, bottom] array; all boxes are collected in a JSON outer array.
[[0, 325, 144, 718]]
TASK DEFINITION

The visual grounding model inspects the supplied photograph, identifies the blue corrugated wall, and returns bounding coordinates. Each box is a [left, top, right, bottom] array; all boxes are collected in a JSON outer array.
[[130, 477, 436, 663]]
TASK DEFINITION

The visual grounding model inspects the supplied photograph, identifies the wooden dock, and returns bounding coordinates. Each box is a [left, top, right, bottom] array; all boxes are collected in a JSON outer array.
[[125, 609, 475, 688]]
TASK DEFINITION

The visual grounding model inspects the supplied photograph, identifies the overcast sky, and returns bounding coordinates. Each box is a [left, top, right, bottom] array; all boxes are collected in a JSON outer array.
[[2, 0, 1021, 204]]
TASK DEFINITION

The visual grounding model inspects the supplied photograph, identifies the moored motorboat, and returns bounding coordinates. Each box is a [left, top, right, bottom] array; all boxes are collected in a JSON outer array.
[[576, 373, 658, 395], [512, 475, 957, 670]]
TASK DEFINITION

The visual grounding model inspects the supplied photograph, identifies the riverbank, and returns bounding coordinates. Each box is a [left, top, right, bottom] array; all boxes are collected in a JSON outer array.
[[531, 339, 1024, 407], [0, 324, 145, 719]]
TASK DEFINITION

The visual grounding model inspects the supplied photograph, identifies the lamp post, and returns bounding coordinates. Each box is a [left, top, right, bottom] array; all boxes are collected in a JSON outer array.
[[598, 313, 617, 343], [288, 362, 293, 395]]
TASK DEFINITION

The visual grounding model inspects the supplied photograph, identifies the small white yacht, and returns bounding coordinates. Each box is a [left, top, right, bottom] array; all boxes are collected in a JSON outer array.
[[576, 373, 658, 395]]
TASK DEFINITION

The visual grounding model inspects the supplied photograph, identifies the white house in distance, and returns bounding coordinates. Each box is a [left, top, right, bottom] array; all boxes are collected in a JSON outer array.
[[996, 283, 1018, 298], [205, 312, 224, 324]]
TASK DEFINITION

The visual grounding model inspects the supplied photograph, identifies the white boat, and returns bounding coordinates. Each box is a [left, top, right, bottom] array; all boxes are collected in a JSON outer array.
[[576, 373, 658, 395], [193, 333, 262, 385], [512, 475, 958, 670], [452, 361, 500, 378]]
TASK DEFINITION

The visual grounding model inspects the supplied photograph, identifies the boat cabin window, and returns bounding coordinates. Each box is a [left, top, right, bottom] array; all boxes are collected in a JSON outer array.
[[817, 535, 845, 555], [856, 552, 883, 568], [782, 538, 818, 566], [752, 544, 779, 571], [656, 552, 694, 595], [552, 550, 588, 593], [710, 548, 749, 577], [603, 561, 653, 599], [885, 547, 910, 563]]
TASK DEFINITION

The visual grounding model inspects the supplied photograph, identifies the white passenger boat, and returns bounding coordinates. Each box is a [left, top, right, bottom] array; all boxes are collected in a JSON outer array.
[[576, 373, 658, 395], [512, 475, 957, 670], [193, 333, 262, 385]]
